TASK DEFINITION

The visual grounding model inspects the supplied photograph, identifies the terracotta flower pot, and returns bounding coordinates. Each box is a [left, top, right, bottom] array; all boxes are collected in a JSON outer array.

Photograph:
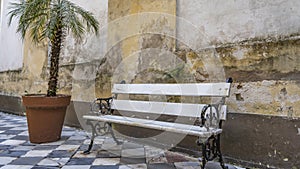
[[22, 94, 71, 143]]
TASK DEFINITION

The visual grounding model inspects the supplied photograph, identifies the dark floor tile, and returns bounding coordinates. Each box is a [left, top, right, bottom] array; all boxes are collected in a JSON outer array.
[[165, 152, 190, 163], [10, 157, 44, 165], [90, 165, 119, 169], [2, 130, 24, 135], [0, 145, 14, 151], [2, 130, 23, 135], [11, 135, 29, 141], [66, 158, 95, 165], [63, 139, 83, 145], [0, 150, 27, 157], [47, 150, 75, 158], [78, 144, 89, 151], [0, 127, 13, 130], [120, 157, 146, 164], [32, 166, 60, 169], [78, 144, 101, 151], [60, 136, 70, 141], [204, 162, 236, 169], [147, 163, 176, 169], [21, 141, 38, 146]]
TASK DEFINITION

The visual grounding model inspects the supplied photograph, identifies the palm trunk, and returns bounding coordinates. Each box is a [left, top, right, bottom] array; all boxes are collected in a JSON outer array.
[[47, 24, 63, 97]]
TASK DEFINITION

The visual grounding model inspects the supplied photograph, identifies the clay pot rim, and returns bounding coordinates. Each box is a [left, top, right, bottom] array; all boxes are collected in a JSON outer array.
[[22, 94, 71, 108], [23, 94, 71, 98]]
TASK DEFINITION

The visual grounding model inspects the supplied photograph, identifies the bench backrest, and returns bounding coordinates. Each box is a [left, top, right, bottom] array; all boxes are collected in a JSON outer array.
[[111, 83, 230, 121], [112, 83, 230, 97]]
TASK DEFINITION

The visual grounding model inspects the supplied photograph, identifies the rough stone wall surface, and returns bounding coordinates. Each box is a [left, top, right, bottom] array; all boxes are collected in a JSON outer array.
[[0, 1, 300, 168], [175, 0, 300, 117], [218, 37, 300, 117], [173, 36, 300, 117], [0, 0, 299, 119]]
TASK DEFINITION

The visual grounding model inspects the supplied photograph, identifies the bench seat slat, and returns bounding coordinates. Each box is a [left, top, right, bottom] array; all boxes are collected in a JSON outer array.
[[111, 100, 227, 119], [83, 115, 222, 137], [112, 83, 230, 97]]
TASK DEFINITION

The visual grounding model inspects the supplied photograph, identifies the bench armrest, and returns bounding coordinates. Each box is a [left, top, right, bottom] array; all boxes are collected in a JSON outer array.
[[90, 97, 113, 115], [200, 104, 223, 130]]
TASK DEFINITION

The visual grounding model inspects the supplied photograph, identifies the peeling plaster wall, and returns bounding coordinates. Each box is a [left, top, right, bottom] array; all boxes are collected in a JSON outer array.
[[106, 0, 300, 119], [0, 0, 108, 99], [61, 0, 108, 102], [176, 0, 300, 117], [177, 0, 300, 45], [1, 0, 299, 117], [0, 0, 300, 168], [217, 37, 300, 116], [61, 0, 107, 65], [103, 0, 177, 94]]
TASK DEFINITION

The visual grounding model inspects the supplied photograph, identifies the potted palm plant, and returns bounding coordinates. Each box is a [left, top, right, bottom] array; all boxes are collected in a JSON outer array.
[[8, 0, 99, 143]]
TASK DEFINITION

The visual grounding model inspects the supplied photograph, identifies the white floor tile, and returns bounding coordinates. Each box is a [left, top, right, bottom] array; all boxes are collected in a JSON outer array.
[[92, 158, 120, 165], [73, 151, 97, 158], [0, 157, 16, 165], [119, 164, 147, 169], [61, 165, 90, 169], [55, 144, 80, 151], [22, 150, 52, 157], [0, 140, 25, 146], [0, 165, 33, 169]]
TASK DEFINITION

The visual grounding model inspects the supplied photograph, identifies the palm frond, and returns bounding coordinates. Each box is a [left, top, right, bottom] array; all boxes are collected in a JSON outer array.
[[8, 0, 99, 96], [61, 0, 99, 38], [8, 0, 51, 42]]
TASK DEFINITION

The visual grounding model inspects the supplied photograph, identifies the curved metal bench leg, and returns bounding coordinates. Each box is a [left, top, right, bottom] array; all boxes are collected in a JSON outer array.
[[83, 120, 96, 154], [216, 134, 228, 169], [83, 134, 95, 154], [201, 144, 207, 169], [200, 135, 228, 169]]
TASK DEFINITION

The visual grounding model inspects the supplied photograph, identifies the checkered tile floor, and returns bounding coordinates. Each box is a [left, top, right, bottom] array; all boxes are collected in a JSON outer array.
[[0, 112, 244, 169]]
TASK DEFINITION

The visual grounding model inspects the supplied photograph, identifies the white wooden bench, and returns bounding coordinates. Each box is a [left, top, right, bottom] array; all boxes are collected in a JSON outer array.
[[83, 82, 231, 169]]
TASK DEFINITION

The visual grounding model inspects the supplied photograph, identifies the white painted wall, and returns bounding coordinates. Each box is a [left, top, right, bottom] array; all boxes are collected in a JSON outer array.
[[177, 0, 300, 45], [0, 0, 108, 71], [0, 0, 23, 72]]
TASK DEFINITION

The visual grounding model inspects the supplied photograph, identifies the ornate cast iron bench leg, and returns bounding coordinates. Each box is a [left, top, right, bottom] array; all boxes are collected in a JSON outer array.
[[83, 119, 96, 154], [198, 103, 228, 169], [200, 135, 228, 169], [216, 134, 228, 169], [84, 97, 122, 154], [84, 120, 121, 154]]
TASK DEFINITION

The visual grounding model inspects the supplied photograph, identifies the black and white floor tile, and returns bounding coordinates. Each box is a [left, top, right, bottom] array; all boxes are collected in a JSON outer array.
[[0, 112, 244, 169]]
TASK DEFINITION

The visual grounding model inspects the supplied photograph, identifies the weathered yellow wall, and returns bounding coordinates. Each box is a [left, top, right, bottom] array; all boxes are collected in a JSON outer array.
[[0, 35, 47, 96], [217, 37, 300, 116], [0, 34, 72, 97], [108, 0, 176, 56], [97, 0, 177, 97], [0, 0, 300, 118], [105, 0, 300, 117]]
